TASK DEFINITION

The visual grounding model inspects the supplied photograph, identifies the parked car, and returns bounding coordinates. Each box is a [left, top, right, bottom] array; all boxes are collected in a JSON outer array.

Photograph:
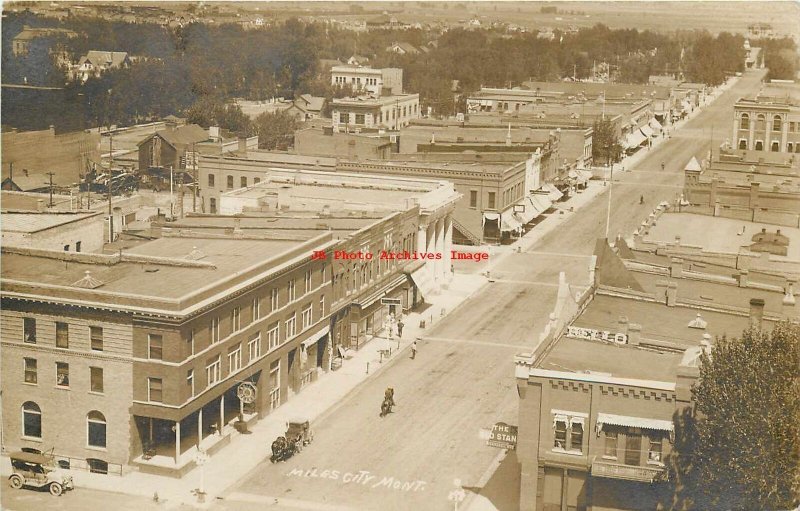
[[7, 451, 74, 496]]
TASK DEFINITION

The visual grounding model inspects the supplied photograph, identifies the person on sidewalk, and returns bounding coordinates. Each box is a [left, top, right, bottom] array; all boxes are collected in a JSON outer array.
[[397, 320, 404, 337], [410, 340, 417, 359]]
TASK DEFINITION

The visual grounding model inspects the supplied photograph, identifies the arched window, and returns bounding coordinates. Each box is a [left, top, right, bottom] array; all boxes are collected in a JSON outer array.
[[738, 139, 748, 150], [773, 115, 782, 132], [740, 113, 750, 130], [788, 143, 794, 153], [757, 114, 766, 131], [771, 141, 780, 152], [87, 411, 107, 448], [22, 401, 41, 439]]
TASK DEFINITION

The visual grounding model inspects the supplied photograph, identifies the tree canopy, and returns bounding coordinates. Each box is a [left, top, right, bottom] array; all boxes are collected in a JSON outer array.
[[660, 322, 800, 511]]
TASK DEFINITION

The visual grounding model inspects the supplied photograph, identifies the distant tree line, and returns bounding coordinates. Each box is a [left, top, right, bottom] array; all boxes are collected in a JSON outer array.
[[2, 11, 755, 132]]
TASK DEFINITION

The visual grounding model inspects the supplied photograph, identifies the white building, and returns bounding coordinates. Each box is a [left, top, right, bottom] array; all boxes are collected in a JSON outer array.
[[331, 94, 420, 132], [330, 66, 403, 97]]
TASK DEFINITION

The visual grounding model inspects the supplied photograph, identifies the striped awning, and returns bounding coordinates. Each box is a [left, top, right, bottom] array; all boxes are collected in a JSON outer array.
[[596, 413, 673, 432]]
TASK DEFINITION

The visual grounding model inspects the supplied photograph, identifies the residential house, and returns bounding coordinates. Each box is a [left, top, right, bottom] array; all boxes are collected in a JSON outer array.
[[386, 42, 420, 55], [74, 51, 132, 82], [137, 124, 209, 173]]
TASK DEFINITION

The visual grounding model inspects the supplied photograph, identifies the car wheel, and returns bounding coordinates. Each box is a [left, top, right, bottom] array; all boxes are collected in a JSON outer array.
[[9, 475, 23, 489], [49, 482, 63, 496]]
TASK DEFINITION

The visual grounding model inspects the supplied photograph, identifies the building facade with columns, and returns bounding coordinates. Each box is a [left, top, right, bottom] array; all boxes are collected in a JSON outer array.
[[732, 82, 800, 153], [514, 239, 796, 511], [1, 162, 458, 478]]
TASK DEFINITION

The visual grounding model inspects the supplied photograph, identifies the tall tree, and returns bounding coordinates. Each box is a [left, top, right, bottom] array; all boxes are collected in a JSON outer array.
[[661, 322, 800, 511], [253, 110, 298, 151], [592, 118, 622, 165]]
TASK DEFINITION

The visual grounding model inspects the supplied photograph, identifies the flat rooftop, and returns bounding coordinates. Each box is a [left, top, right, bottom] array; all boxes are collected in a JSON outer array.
[[354, 159, 517, 174], [1, 211, 100, 232], [645, 213, 800, 261], [538, 336, 683, 383], [332, 93, 419, 107], [2, 235, 305, 305]]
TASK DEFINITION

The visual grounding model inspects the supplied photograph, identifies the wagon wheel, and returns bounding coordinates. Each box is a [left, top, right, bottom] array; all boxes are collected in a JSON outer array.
[[49, 482, 63, 496], [9, 475, 23, 489]]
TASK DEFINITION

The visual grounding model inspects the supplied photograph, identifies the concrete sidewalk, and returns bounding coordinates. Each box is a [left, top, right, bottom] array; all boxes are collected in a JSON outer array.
[[1, 274, 486, 510]]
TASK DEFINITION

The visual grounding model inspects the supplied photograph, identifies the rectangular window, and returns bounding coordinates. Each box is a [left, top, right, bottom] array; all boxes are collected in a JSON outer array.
[[206, 356, 221, 386], [148, 334, 163, 360], [90, 326, 103, 351], [271, 288, 279, 311], [56, 362, 69, 387], [570, 421, 584, 452], [208, 174, 215, 187], [288, 279, 296, 302], [231, 306, 241, 332], [625, 433, 642, 466], [554, 419, 567, 449], [319, 296, 325, 319], [267, 323, 280, 351], [228, 345, 242, 373], [24, 358, 37, 384], [488, 192, 496, 209], [248, 333, 262, 362], [339, 112, 348, 124], [240, 176, 247, 188], [285, 314, 297, 339], [55, 322, 69, 348], [648, 437, 663, 464], [23, 318, 36, 344], [90, 366, 103, 393], [252, 297, 260, 322], [188, 329, 195, 356], [254, 177, 261, 184], [209, 198, 217, 214], [469, 190, 478, 208], [604, 429, 618, 457], [187, 369, 195, 397], [302, 304, 313, 330], [355, 113, 365, 124], [226, 175, 234, 189], [211, 317, 220, 343], [305, 270, 312, 294], [148, 377, 163, 402]]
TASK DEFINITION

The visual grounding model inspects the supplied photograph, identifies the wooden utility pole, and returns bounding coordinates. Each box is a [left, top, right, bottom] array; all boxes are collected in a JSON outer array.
[[108, 131, 114, 215], [46, 172, 55, 207], [192, 142, 197, 213]]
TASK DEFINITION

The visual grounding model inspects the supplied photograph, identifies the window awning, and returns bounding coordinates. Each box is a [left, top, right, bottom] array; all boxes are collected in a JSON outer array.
[[530, 195, 553, 213], [682, 100, 693, 113], [301, 325, 329, 349], [542, 183, 563, 202], [500, 212, 523, 232], [483, 212, 501, 223], [623, 130, 647, 149], [640, 125, 654, 138], [513, 197, 540, 224], [649, 118, 663, 131], [569, 169, 593, 185], [407, 265, 436, 300], [596, 413, 673, 432]]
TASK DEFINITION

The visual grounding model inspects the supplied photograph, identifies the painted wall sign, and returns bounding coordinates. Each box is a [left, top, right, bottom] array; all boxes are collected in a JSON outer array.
[[567, 326, 628, 345], [487, 422, 518, 450]]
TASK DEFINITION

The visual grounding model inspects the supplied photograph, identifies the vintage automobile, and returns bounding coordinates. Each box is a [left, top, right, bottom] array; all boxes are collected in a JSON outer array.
[[286, 418, 314, 448], [7, 451, 74, 496]]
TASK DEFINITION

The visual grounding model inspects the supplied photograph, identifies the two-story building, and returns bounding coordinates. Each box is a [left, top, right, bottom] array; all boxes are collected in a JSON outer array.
[[330, 66, 403, 97], [514, 237, 796, 511], [331, 94, 420, 133], [732, 81, 800, 153], [1, 166, 458, 478], [74, 51, 131, 82]]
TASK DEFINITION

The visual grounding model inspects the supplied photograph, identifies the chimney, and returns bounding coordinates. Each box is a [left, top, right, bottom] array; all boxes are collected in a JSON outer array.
[[36, 199, 45, 212], [233, 216, 244, 237], [783, 279, 796, 310], [627, 323, 642, 346], [277, 185, 292, 210], [749, 298, 765, 330], [23, 168, 29, 177], [238, 135, 248, 155], [737, 269, 749, 288], [670, 257, 683, 278]]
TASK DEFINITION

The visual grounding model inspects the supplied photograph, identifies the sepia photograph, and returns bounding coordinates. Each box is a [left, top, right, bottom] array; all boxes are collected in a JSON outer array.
[[0, 1, 798, 510]]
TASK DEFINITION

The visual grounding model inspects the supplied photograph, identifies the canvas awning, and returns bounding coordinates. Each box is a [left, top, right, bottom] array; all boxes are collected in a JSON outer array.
[[543, 183, 563, 202], [530, 195, 553, 213], [569, 169, 593, 185], [407, 265, 436, 300], [649, 118, 663, 131], [500, 212, 523, 232], [596, 413, 673, 432], [301, 324, 330, 348], [640, 124, 654, 138], [623, 130, 647, 149], [682, 100, 693, 113], [513, 198, 539, 224]]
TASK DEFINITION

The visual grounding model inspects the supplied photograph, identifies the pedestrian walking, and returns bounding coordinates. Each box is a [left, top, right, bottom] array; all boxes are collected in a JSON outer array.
[[397, 320, 404, 337], [410, 341, 417, 360]]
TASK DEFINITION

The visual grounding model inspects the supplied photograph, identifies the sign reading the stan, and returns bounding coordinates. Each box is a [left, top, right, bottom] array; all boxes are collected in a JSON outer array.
[[487, 422, 518, 450]]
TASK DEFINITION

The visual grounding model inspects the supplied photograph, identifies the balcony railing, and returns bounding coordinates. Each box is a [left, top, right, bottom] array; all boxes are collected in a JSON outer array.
[[591, 460, 663, 483]]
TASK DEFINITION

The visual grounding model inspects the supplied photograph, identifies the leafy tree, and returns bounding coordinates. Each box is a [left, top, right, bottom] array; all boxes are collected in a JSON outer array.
[[253, 110, 298, 151], [186, 96, 251, 135], [660, 322, 800, 511], [592, 118, 622, 165]]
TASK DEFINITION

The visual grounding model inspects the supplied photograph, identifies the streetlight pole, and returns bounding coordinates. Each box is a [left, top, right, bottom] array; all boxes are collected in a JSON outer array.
[[605, 148, 614, 240], [169, 164, 174, 219]]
